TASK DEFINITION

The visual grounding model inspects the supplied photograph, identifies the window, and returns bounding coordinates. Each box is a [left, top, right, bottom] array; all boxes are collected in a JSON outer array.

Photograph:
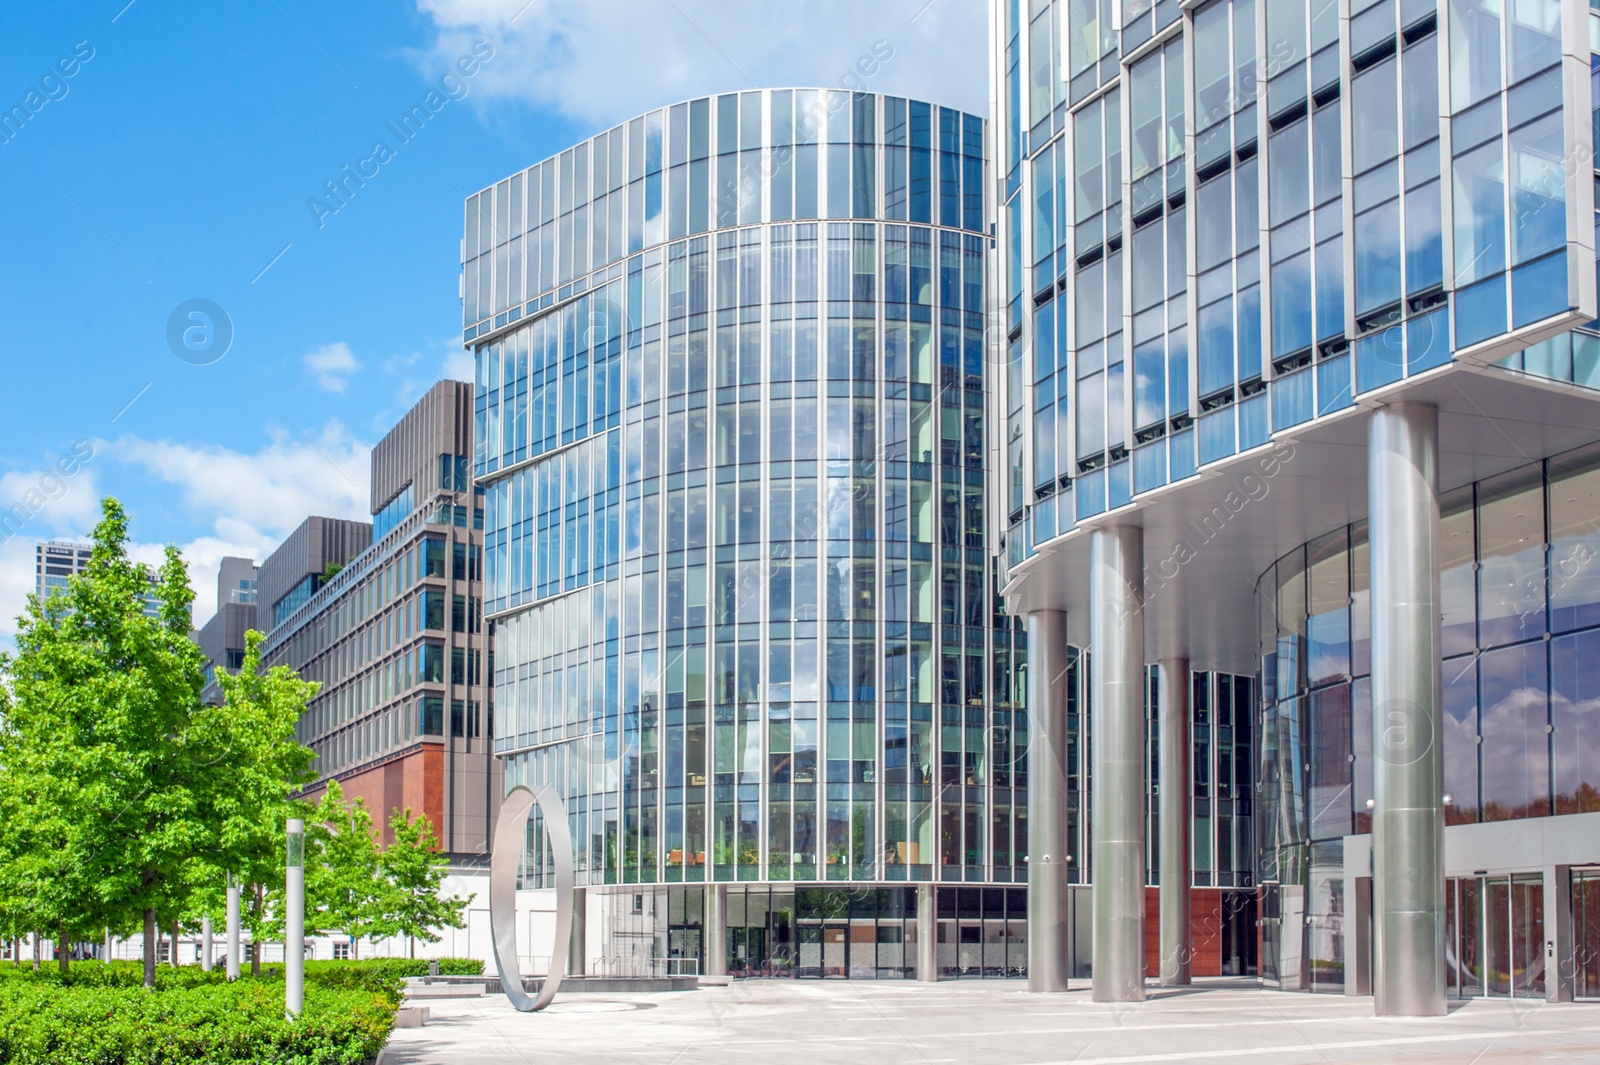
[[420, 696, 444, 736], [1449, 0, 1502, 113], [333, 942, 351, 960], [1478, 641, 1550, 821], [1508, 113, 1565, 266], [1268, 121, 1310, 227], [1452, 138, 1506, 286]]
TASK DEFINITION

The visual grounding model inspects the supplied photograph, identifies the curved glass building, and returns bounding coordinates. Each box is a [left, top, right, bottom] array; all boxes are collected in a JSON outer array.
[[464, 89, 1024, 978], [1257, 439, 1600, 997], [994, 0, 1600, 1010]]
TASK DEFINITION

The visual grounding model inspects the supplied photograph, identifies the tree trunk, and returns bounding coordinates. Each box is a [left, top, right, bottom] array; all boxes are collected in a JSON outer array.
[[31, 933, 40, 971], [171, 921, 180, 967], [142, 909, 157, 988], [58, 922, 68, 975], [352, 937, 360, 962], [249, 887, 263, 977], [409, 935, 415, 960]]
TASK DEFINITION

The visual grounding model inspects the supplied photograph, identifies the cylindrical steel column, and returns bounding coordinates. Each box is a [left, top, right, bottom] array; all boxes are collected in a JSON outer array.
[[704, 885, 727, 977], [285, 819, 305, 1018], [1027, 610, 1072, 992], [1090, 526, 1147, 1003], [916, 884, 937, 982], [225, 876, 241, 981], [1158, 658, 1191, 987], [1368, 402, 1446, 1017], [201, 915, 213, 973], [570, 887, 587, 977]]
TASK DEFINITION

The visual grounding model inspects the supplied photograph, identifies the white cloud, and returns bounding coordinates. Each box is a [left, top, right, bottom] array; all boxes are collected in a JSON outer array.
[[111, 422, 370, 540], [412, 0, 988, 128], [0, 424, 372, 645], [304, 341, 361, 393], [109, 422, 373, 627], [442, 348, 473, 382], [0, 451, 105, 641]]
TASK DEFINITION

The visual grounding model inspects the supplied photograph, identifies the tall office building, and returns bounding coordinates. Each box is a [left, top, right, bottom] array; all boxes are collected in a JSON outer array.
[[996, 0, 1600, 1009], [464, 89, 1056, 978], [35, 539, 161, 618], [260, 382, 499, 855], [34, 540, 91, 602], [197, 555, 259, 704]]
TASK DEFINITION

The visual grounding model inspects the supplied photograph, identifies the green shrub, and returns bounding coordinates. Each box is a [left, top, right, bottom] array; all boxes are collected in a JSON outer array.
[[0, 967, 398, 1064]]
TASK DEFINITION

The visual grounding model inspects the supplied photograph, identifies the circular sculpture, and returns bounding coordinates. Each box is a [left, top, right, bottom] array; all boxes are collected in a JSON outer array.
[[489, 785, 573, 1012]]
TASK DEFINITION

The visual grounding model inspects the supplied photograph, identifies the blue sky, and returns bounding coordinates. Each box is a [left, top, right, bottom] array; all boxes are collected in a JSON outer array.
[[0, 0, 985, 635]]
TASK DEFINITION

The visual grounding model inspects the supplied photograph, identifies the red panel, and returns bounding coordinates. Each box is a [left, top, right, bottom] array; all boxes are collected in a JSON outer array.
[[1140, 887, 1228, 978]]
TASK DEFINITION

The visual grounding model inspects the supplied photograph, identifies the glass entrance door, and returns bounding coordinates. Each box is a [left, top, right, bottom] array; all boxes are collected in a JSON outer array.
[[1446, 874, 1544, 998], [1575, 871, 1600, 999]]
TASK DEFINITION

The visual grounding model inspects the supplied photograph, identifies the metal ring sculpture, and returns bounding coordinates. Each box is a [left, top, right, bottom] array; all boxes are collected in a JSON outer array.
[[489, 785, 573, 1012]]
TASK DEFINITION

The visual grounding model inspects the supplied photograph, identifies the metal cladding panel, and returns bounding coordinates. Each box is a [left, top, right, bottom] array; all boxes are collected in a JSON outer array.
[[258, 515, 372, 619], [371, 379, 474, 516]]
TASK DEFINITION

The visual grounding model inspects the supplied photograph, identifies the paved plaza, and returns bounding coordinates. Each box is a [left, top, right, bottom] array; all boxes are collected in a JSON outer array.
[[381, 979, 1600, 1064]]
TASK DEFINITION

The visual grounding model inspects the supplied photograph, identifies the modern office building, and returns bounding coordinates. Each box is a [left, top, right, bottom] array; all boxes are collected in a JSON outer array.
[[465, 88, 1074, 978], [259, 382, 499, 855], [35, 539, 161, 618], [197, 555, 259, 704], [34, 540, 91, 601], [996, 0, 1599, 1011]]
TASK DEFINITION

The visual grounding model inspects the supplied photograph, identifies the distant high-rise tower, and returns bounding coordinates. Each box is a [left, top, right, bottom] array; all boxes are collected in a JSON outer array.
[[35, 539, 160, 618]]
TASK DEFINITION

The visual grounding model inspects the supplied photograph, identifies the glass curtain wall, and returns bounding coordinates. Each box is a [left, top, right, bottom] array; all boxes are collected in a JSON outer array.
[[1256, 441, 1600, 992], [996, 0, 1598, 585], [473, 92, 1026, 980]]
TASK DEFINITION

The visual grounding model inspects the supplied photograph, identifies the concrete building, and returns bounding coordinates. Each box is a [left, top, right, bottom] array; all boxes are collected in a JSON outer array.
[[260, 382, 499, 857], [197, 556, 259, 704], [995, 0, 1600, 1010]]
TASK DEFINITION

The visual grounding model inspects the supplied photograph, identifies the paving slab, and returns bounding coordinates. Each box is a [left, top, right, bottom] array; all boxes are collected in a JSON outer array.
[[379, 977, 1600, 1065]]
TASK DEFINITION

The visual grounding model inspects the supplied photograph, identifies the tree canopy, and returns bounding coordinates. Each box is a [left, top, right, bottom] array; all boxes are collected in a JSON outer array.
[[0, 497, 479, 982]]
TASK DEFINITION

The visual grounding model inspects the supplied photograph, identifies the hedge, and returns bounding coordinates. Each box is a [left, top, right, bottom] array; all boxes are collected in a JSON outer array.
[[0, 958, 481, 1064]]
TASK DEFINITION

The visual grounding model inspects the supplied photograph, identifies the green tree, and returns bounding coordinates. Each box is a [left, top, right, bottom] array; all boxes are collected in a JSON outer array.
[[0, 500, 209, 987], [306, 781, 385, 959], [372, 809, 471, 958], [208, 628, 319, 975]]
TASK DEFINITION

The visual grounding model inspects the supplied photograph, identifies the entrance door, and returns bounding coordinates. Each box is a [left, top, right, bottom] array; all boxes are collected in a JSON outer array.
[[1574, 871, 1600, 999], [1446, 874, 1544, 998], [822, 924, 847, 977]]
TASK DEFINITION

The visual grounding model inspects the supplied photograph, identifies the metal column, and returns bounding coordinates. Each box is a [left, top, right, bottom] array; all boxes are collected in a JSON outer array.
[[225, 875, 241, 981], [1090, 526, 1147, 1003], [1027, 610, 1072, 992], [1368, 402, 1446, 1016], [704, 885, 727, 977], [917, 884, 937, 982], [570, 887, 588, 977], [1545, 865, 1574, 1002], [1158, 658, 1190, 987], [201, 915, 213, 973]]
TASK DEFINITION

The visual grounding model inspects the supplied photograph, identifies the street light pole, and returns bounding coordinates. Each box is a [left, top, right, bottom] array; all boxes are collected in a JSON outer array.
[[286, 819, 305, 1019], [225, 875, 241, 981]]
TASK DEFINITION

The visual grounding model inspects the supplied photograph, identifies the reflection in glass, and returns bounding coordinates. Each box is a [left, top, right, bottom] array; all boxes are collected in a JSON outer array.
[[1551, 630, 1600, 814], [1477, 468, 1546, 647], [1452, 138, 1506, 285], [1478, 642, 1549, 821]]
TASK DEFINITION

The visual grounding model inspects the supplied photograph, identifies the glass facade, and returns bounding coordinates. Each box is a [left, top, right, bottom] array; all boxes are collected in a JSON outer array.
[[469, 91, 1033, 976], [998, 0, 1598, 577], [1256, 441, 1600, 992]]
